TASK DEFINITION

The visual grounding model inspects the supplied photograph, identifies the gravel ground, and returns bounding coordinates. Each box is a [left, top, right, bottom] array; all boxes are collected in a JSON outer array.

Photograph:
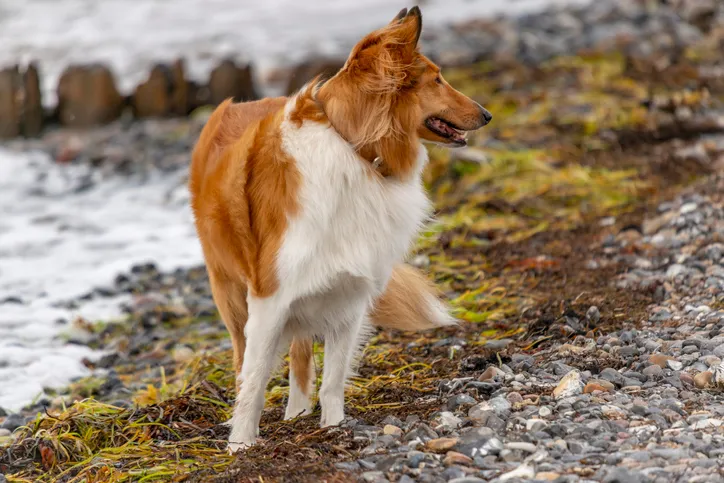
[[335, 175, 724, 483]]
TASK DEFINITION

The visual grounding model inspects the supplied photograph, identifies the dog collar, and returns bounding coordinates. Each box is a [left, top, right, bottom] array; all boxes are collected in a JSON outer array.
[[311, 82, 391, 178]]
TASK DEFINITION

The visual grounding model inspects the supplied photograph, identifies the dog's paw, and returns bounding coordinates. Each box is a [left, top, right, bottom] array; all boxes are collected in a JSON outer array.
[[320, 410, 345, 428], [227, 438, 255, 454]]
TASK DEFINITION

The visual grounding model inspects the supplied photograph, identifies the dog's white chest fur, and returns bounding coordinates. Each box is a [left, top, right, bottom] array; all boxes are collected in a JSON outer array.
[[277, 115, 431, 329]]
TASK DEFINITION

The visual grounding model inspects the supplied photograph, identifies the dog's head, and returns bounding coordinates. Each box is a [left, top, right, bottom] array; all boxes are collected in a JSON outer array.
[[316, 7, 491, 175]]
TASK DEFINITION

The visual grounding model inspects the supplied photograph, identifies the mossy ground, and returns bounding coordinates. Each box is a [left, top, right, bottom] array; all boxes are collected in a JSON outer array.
[[2, 46, 723, 482]]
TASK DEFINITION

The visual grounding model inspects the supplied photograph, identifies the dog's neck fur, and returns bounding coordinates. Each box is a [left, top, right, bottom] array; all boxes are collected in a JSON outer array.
[[312, 74, 421, 180]]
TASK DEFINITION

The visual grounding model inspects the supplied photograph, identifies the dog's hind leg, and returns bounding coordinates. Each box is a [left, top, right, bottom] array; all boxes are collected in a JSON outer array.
[[285, 337, 315, 420], [207, 269, 248, 391]]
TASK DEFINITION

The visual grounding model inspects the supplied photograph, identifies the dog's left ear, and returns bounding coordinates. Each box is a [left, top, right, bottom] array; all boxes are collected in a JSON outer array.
[[388, 6, 422, 50]]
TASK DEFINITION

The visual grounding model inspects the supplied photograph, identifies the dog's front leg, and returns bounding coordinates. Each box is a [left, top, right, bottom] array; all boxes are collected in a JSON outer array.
[[319, 308, 367, 428], [228, 294, 289, 453]]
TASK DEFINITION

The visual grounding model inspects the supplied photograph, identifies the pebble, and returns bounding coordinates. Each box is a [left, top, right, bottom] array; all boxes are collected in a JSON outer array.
[[1, 413, 26, 431], [649, 354, 676, 368], [383, 425, 402, 437], [478, 366, 505, 381], [443, 451, 473, 466], [427, 437, 459, 451], [553, 370, 583, 399], [505, 441, 537, 453], [499, 464, 535, 481]]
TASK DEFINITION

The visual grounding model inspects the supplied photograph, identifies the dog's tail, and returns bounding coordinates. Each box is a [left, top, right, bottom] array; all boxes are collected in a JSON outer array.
[[369, 263, 457, 331]]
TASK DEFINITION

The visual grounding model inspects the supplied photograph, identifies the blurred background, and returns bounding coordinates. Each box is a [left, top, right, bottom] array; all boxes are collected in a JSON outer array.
[[1, 0, 724, 480]]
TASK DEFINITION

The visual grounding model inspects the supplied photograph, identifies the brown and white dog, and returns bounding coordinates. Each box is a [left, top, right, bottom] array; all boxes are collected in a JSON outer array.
[[189, 7, 491, 452]]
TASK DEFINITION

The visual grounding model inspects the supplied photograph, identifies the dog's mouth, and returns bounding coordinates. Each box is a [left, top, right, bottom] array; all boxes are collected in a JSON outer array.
[[425, 117, 467, 146]]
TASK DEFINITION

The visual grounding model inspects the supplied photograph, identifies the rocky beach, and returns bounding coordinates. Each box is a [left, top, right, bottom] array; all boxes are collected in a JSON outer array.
[[2, 0, 724, 481]]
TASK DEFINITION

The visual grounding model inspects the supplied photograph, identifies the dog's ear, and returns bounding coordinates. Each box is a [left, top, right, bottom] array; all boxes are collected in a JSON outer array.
[[341, 7, 424, 92], [400, 7, 422, 47], [346, 7, 423, 66], [390, 8, 408, 24], [386, 6, 422, 50]]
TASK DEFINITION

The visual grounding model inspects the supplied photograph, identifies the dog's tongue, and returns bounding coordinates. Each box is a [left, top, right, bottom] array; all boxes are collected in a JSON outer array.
[[430, 118, 464, 142]]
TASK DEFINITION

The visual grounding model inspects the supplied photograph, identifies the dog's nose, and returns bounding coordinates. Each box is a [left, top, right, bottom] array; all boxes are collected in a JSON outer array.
[[479, 106, 492, 125]]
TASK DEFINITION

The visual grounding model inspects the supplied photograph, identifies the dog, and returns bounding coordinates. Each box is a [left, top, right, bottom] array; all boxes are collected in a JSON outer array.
[[189, 6, 491, 452]]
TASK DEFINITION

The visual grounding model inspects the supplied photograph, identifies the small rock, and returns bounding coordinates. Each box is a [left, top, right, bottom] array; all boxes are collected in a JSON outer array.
[[649, 354, 675, 369], [360, 471, 387, 483], [601, 405, 627, 420], [172, 345, 194, 363], [383, 424, 402, 437], [499, 464, 535, 481], [427, 437, 459, 452], [584, 380, 615, 393], [679, 372, 695, 386], [553, 370, 583, 400], [586, 306, 601, 324], [694, 371, 713, 389], [1, 413, 26, 431], [478, 366, 505, 381], [535, 472, 561, 481], [443, 451, 473, 466], [642, 365, 663, 378], [666, 264, 687, 279], [433, 411, 462, 430], [505, 441, 537, 453]]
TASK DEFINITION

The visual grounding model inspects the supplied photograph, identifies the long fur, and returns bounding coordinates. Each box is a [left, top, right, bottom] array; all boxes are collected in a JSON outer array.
[[189, 6, 488, 452]]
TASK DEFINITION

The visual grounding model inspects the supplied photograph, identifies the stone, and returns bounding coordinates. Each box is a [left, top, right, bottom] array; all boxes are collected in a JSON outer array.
[[553, 370, 583, 400], [435, 411, 462, 429], [679, 372, 695, 386], [427, 437, 458, 451], [587, 305, 601, 324], [505, 441, 537, 453], [649, 354, 675, 369], [360, 471, 387, 483], [478, 366, 505, 381], [0, 65, 22, 138], [208, 60, 257, 105], [447, 393, 477, 411], [599, 368, 624, 386], [132, 60, 189, 118], [693, 370, 714, 389], [172, 345, 194, 363], [499, 464, 535, 481], [535, 472, 561, 481], [443, 451, 473, 466], [57, 64, 123, 127], [584, 380, 615, 393], [526, 418, 547, 432], [1, 413, 26, 431], [383, 424, 403, 437], [132, 64, 173, 118], [601, 405, 627, 420], [285, 58, 345, 95], [642, 365, 663, 378], [22, 62, 43, 137]]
